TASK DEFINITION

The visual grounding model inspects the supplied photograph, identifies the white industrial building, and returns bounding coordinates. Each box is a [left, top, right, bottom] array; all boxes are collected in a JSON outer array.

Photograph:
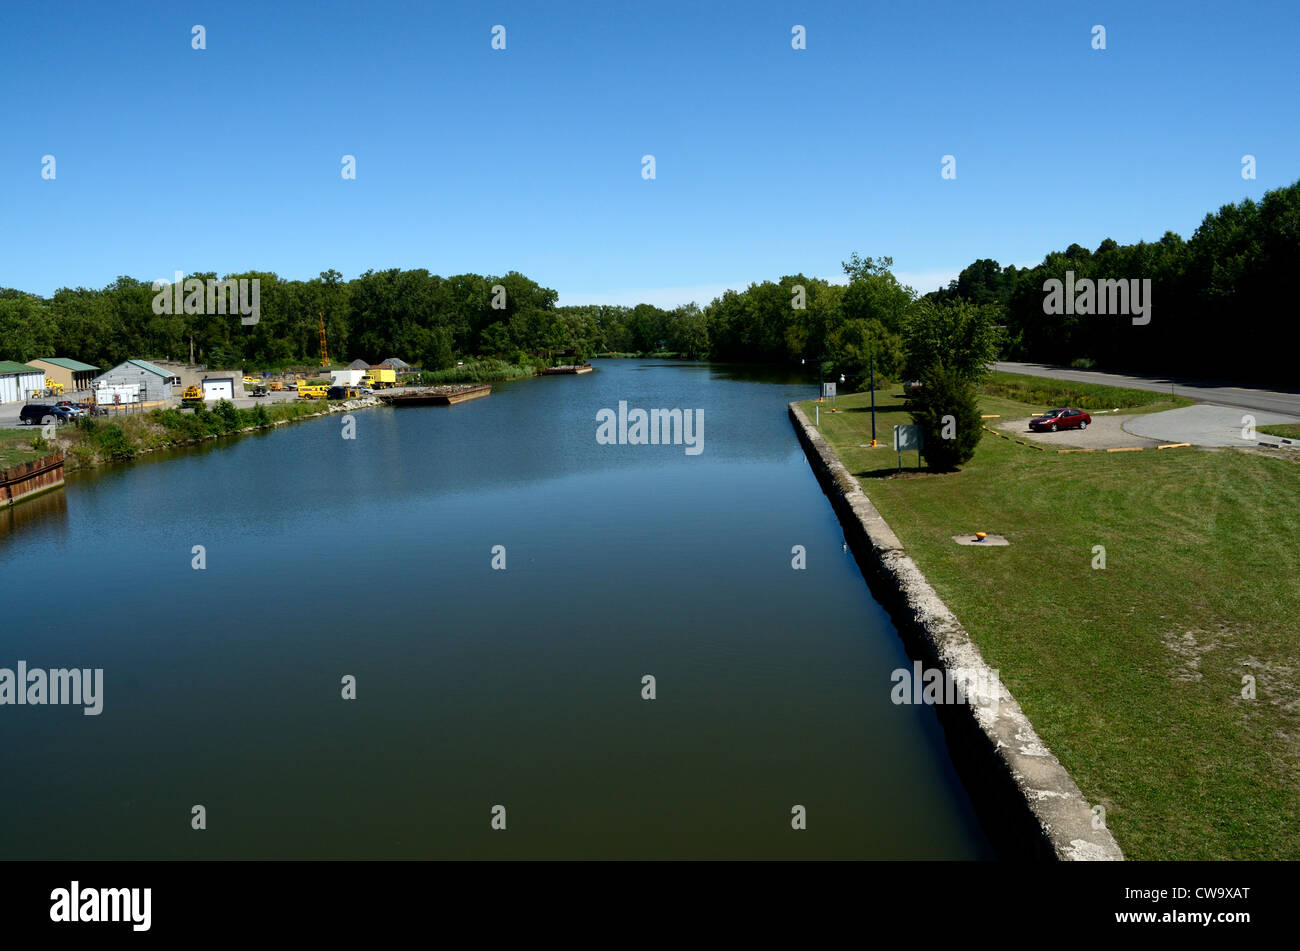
[[0, 361, 47, 403]]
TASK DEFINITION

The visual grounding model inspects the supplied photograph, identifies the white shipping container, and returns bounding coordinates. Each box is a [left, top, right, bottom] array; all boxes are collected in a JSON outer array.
[[330, 369, 365, 386]]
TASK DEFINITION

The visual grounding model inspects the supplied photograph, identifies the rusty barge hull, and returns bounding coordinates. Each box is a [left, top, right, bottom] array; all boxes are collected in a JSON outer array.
[[1, 451, 66, 507]]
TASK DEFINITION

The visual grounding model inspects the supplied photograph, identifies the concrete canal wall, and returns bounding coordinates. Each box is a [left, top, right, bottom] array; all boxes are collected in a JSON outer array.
[[1, 451, 66, 506], [789, 402, 1124, 861]]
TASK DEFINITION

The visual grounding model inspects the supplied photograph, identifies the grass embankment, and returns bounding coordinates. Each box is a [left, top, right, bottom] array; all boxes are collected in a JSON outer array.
[[412, 359, 536, 384], [980, 370, 1195, 413], [0, 430, 50, 468], [799, 374, 1300, 860], [1260, 423, 1300, 439], [2, 400, 335, 471]]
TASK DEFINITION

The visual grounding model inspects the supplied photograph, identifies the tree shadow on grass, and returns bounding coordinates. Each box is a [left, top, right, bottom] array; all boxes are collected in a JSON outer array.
[[853, 463, 952, 480], [844, 403, 911, 415]]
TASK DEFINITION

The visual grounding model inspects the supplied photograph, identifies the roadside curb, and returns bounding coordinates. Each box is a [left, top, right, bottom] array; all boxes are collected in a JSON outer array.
[[790, 402, 1124, 861]]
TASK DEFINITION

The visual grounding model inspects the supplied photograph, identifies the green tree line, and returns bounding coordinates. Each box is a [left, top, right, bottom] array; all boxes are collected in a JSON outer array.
[[4, 179, 1292, 388], [927, 179, 1300, 385], [0, 258, 942, 384]]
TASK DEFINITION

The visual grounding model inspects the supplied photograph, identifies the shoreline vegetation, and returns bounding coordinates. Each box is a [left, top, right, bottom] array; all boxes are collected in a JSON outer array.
[[411, 358, 538, 384], [11, 398, 377, 473]]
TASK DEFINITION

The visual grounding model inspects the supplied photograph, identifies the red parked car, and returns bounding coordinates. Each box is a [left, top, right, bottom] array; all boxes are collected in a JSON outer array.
[[1029, 407, 1092, 432]]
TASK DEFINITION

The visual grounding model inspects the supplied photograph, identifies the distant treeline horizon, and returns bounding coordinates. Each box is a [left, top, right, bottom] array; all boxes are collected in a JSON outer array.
[[2, 179, 1295, 384]]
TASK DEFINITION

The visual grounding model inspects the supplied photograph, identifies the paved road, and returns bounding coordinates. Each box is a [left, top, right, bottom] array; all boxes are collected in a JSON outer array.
[[1123, 405, 1300, 448], [994, 362, 1300, 417]]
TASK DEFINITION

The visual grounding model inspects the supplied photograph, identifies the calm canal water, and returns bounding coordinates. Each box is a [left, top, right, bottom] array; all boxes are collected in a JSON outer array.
[[0, 359, 992, 859]]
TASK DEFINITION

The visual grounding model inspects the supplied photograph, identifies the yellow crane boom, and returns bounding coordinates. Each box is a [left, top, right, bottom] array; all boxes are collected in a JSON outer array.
[[318, 312, 329, 367]]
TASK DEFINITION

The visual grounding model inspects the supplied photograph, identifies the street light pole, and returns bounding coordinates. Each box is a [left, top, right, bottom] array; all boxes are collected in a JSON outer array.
[[870, 349, 877, 446]]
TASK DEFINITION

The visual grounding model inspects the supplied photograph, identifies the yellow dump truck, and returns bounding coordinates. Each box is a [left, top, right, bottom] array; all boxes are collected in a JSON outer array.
[[361, 368, 397, 389], [297, 382, 329, 400]]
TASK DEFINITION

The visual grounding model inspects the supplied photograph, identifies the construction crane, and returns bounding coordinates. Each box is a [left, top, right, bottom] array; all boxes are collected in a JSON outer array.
[[318, 312, 329, 367]]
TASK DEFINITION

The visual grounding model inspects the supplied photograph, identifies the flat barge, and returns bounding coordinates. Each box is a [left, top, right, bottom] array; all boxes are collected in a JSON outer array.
[[539, 364, 594, 375], [379, 384, 492, 406]]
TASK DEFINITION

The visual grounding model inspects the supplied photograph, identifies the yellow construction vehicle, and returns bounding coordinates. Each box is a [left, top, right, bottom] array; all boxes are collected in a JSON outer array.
[[45, 378, 64, 396], [181, 384, 205, 407], [268, 380, 284, 392]]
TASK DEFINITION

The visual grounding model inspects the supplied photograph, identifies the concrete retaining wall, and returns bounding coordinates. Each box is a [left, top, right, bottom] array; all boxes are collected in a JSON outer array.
[[789, 403, 1123, 861]]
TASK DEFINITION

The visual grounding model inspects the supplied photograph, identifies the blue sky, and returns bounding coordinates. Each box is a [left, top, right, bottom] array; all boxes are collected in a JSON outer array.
[[2, 0, 1297, 305]]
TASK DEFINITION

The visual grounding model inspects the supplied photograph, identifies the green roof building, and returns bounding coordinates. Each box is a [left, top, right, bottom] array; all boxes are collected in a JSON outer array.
[[0, 361, 45, 403], [27, 357, 100, 393]]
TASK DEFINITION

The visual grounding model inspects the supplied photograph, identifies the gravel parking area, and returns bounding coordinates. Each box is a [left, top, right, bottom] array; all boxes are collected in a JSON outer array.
[[1122, 403, 1300, 448], [996, 413, 1160, 449]]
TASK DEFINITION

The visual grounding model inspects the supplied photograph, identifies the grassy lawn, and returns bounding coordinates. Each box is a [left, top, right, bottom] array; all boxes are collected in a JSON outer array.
[[1260, 423, 1300, 439], [0, 428, 48, 468], [799, 381, 1300, 860]]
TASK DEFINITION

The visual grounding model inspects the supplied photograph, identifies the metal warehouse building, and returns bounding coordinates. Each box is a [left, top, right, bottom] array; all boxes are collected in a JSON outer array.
[[0, 361, 46, 403], [91, 359, 181, 404], [26, 357, 100, 394]]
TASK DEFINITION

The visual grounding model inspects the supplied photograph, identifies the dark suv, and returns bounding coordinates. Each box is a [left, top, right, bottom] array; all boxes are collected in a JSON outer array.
[[19, 404, 61, 426]]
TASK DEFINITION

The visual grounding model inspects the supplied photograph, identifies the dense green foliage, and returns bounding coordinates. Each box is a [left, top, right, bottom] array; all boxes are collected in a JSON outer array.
[[3, 179, 1294, 385], [0, 269, 574, 370], [0, 261, 916, 390], [906, 365, 982, 470], [928, 179, 1300, 384]]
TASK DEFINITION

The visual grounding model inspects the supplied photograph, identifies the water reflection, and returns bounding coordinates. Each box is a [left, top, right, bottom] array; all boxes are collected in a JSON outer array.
[[0, 484, 68, 542]]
